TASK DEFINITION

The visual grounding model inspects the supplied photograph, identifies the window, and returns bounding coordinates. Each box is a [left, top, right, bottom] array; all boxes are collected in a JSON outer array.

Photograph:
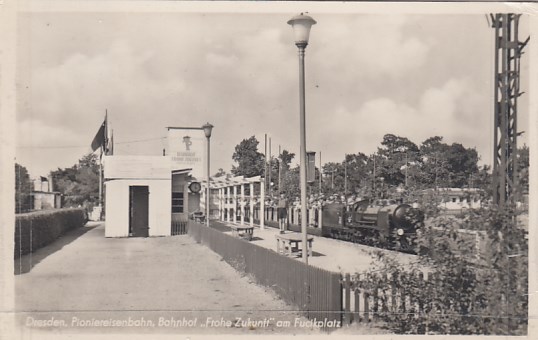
[[172, 192, 184, 213]]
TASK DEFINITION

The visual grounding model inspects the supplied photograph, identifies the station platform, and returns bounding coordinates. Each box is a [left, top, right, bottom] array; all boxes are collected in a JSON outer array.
[[210, 221, 419, 275]]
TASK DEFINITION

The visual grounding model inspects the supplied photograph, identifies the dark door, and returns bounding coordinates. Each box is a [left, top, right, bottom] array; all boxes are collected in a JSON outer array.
[[129, 186, 149, 237]]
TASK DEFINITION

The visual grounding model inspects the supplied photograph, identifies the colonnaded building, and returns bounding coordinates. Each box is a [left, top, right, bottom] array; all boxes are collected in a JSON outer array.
[[103, 127, 266, 237]]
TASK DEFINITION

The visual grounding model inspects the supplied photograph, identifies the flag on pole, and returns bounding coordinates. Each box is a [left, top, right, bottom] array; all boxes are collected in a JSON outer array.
[[106, 129, 114, 155], [91, 114, 108, 152]]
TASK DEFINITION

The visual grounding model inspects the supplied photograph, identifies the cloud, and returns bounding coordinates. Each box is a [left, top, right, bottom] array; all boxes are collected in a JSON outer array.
[[16, 119, 90, 177], [308, 76, 492, 166], [313, 15, 431, 80], [206, 52, 237, 67], [16, 13, 504, 176]]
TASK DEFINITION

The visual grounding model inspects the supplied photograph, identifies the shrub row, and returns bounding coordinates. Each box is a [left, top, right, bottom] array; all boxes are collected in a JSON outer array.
[[14, 208, 86, 258]]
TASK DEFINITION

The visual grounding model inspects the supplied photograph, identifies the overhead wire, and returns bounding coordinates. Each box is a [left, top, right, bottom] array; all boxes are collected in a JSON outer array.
[[16, 136, 167, 149]]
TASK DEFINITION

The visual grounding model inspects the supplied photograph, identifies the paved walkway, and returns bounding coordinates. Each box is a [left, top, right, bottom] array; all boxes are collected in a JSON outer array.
[[215, 221, 419, 274], [14, 223, 320, 335]]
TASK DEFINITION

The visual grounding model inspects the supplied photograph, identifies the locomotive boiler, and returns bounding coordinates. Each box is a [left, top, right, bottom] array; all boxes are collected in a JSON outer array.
[[321, 199, 424, 251]]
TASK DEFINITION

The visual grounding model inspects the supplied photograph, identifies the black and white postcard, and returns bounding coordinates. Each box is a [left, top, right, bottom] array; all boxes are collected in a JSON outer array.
[[1, 1, 536, 339]]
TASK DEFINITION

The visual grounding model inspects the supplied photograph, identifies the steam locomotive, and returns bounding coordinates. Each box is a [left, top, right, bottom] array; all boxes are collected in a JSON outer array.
[[321, 199, 424, 252]]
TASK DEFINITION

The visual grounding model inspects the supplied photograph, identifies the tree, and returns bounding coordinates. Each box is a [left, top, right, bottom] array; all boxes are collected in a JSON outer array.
[[231, 136, 265, 178], [344, 153, 369, 194], [279, 149, 295, 171], [517, 145, 529, 195], [15, 163, 33, 213], [445, 143, 479, 187], [418, 137, 479, 189], [474, 165, 492, 198], [51, 153, 99, 208], [419, 136, 451, 188], [213, 168, 227, 177], [321, 162, 343, 195], [377, 134, 420, 187], [280, 165, 300, 200], [272, 149, 295, 194]]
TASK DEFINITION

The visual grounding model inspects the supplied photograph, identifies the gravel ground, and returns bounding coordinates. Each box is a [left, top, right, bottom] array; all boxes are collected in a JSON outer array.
[[14, 223, 323, 335]]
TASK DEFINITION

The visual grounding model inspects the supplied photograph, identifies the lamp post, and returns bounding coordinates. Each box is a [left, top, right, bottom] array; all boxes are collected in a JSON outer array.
[[202, 122, 214, 227], [288, 13, 316, 264]]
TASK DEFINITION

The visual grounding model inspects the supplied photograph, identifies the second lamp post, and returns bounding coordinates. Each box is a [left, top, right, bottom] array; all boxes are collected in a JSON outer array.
[[202, 122, 213, 227], [288, 13, 316, 264]]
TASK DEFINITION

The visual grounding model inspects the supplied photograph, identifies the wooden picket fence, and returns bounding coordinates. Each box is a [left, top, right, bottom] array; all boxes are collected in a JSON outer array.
[[185, 221, 503, 332], [188, 221, 342, 327], [340, 270, 480, 325]]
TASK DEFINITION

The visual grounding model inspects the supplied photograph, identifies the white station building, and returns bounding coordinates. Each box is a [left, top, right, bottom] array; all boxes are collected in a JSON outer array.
[[103, 127, 265, 238]]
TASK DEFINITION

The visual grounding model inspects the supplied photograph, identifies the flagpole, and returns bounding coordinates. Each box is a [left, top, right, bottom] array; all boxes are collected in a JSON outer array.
[[98, 148, 103, 221], [319, 151, 322, 195], [278, 145, 281, 193], [100, 110, 107, 219], [264, 134, 268, 193], [268, 137, 272, 198], [99, 147, 103, 212]]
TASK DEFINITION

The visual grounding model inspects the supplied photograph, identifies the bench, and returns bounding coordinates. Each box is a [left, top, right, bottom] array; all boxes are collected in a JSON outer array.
[[275, 233, 313, 257], [190, 212, 205, 223], [229, 225, 254, 241]]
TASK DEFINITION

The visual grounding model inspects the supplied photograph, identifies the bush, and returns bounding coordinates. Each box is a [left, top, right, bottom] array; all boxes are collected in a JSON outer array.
[[14, 208, 86, 258], [354, 200, 528, 335]]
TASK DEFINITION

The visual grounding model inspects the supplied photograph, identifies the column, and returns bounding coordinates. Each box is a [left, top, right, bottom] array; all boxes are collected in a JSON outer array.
[[260, 180, 265, 230], [218, 188, 223, 221], [233, 185, 238, 223], [226, 186, 231, 223], [249, 182, 254, 228], [240, 184, 245, 226]]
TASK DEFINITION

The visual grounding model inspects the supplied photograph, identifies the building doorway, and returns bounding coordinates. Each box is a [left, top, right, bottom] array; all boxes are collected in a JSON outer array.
[[129, 186, 149, 237]]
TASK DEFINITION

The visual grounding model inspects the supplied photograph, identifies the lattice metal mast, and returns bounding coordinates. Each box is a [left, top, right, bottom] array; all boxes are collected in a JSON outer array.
[[491, 14, 528, 207]]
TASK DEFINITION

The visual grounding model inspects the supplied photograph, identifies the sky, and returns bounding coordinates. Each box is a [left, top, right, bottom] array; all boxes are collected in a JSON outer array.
[[15, 8, 530, 178]]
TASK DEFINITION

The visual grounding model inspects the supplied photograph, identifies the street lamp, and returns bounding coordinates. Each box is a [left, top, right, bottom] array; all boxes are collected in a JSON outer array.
[[202, 122, 213, 227], [288, 13, 316, 264]]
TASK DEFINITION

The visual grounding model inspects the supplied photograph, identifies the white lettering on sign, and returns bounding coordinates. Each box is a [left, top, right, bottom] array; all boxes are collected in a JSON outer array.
[[168, 129, 205, 177]]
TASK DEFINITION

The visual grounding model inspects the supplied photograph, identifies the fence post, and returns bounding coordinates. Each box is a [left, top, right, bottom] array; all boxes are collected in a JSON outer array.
[[344, 273, 351, 325], [418, 271, 425, 321], [364, 291, 370, 322], [382, 272, 389, 316], [409, 271, 417, 319], [372, 273, 379, 320], [425, 271, 432, 334], [354, 276, 360, 323], [391, 271, 398, 315], [399, 272, 406, 316]]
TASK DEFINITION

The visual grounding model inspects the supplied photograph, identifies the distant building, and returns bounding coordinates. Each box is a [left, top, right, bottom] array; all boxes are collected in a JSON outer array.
[[423, 188, 482, 211], [30, 176, 61, 210]]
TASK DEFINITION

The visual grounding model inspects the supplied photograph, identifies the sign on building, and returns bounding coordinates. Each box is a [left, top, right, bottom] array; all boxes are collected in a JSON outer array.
[[168, 128, 206, 178]]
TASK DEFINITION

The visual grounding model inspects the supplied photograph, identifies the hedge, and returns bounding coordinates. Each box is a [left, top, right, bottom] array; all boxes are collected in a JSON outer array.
[[14, 208, 86, 258]]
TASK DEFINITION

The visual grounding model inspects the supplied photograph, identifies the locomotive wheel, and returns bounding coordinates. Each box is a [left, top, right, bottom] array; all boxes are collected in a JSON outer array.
[[352, 232, 362, 244], [399, 237, 411, 251], [398, 236, 417, 254], [364, 231, 377, 246]]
